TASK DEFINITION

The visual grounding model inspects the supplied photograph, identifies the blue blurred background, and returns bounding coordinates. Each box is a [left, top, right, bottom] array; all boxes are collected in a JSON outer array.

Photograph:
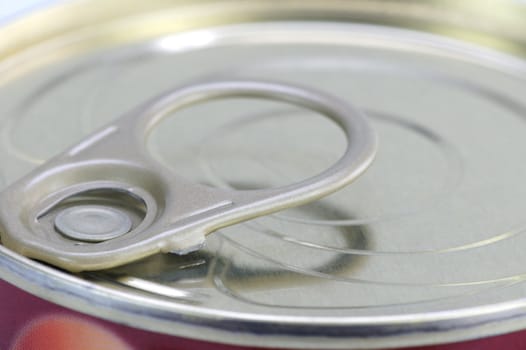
[[0, 0, 61, 24]]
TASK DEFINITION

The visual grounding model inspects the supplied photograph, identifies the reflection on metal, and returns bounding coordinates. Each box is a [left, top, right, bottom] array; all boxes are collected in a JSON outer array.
[[94, 201, 369, 298], [2, 1, 526, 349], [86, 272, 208, 303]]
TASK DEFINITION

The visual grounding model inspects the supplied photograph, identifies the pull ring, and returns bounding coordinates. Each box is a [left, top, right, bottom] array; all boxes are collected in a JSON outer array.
[[0, 80, 377, 271]]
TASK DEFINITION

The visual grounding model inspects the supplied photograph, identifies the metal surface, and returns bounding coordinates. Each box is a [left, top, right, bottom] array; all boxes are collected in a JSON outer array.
[[0, 80, 376, 271], [54, 205, 134, 241], [2, 0, 526, 349]]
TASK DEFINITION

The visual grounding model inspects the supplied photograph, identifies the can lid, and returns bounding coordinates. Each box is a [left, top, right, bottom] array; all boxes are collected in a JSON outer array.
[[2, 1, 526, 349]]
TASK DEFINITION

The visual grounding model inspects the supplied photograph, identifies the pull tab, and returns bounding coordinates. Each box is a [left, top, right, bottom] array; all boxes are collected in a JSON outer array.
[[0, 80, 377, 271]]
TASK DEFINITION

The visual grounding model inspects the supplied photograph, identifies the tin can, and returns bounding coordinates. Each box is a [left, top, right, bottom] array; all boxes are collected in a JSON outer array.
[[2, 1, 526, 349]]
